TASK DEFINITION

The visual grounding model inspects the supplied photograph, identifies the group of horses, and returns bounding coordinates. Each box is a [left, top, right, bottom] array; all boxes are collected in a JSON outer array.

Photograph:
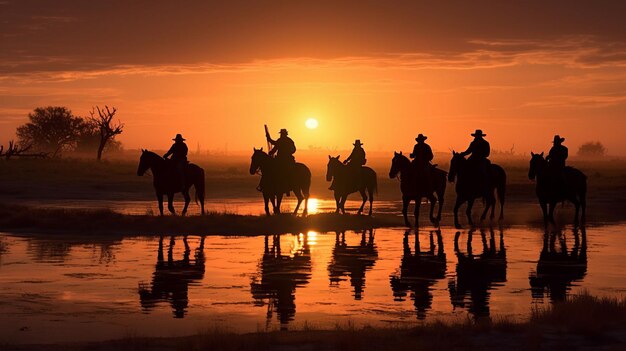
[[137, 148, 587, 228]]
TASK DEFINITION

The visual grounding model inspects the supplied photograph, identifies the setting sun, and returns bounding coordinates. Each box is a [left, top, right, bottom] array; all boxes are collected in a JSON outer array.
[[305, 118, 319, 129]]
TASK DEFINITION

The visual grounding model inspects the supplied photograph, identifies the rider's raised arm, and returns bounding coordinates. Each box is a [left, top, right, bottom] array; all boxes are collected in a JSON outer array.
[[163, 145, 174, 159], [459, 142, 473, 156]]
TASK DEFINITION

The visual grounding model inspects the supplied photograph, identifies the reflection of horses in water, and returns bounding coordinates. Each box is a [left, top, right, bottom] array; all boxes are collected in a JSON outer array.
[[250, 233, 311, 328], [326, 156, 377, 215], [448, 152, 506, 228], [529, 227, 587, 302], [137, 150, 205, 216], [390, 229, 446, 319], [448, 228, 507, 319], [138, 236, 206, 318], [328, 229, 378, 300], [249, 148, 311, 216], [389, 152, 447, 227], [528, 153, 587, 226]]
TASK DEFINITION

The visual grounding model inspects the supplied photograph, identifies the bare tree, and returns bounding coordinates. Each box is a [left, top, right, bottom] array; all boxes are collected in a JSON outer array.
[[0, 140, 46, 159], [89, 105, 124, 160]]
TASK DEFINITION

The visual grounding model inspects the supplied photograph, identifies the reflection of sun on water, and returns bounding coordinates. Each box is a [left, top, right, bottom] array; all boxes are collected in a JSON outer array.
[[307, 198, 319, 214]]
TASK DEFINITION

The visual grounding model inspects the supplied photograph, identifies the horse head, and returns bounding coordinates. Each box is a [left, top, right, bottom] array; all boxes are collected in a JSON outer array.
[[528, 151, 545, 180], [250, 147, 267, 175], [137, 149, 155, 176], [448, 150, 464, 182], [389, 151, 409, 179], [326, 155, 342, 181]]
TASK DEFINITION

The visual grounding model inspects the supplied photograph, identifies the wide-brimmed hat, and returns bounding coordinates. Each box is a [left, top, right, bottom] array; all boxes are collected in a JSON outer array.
[[279, 128, 288, 135], [471, 129, 486, 137], [553, 135, 565, 143], [172, 134, 186, 141], [353, 139, 363, 146], [415, 134, 427, 142]]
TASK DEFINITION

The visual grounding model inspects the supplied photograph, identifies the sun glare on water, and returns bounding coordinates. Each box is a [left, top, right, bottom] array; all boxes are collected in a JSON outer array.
[[305, 118, 319, 129]]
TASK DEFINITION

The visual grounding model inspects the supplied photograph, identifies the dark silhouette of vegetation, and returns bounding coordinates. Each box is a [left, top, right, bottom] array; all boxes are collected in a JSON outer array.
[[88, 105, 123, 160], [577, 141, 606, 157], [16, 106, 85, 157], [16, 106, 123, 158], [0, 140, 47, 159]]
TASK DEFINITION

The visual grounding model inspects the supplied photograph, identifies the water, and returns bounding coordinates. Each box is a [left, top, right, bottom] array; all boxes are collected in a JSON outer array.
[[1, 225, 625, 344]]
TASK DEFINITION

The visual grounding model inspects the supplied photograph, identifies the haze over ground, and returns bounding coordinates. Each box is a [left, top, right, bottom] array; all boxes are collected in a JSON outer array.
[[1, 1, 625, 155]]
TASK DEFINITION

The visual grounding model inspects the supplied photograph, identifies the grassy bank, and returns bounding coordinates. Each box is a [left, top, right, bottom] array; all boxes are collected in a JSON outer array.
[[0, 204, 403, 235], [5, 294, 625, 351]]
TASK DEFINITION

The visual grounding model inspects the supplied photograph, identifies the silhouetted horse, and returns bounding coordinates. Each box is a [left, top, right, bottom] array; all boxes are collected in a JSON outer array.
[[389, 152, 447, 227], [448, 152, 506, 228], [138, 235, 205, 318], [448, 228, 507, 319], [529, 227, 587, 302], [251, 233, 311, 329], [137, 150, 205, 216], [328, 229, 378, 300], [250, 148, 311, 216], [326, 156, 377, 215], [390, 229, 446, 319], [528, 152, 587, 226]]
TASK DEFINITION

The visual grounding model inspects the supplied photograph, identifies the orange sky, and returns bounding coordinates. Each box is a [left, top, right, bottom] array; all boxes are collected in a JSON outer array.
[[1, 1, 625, 155]]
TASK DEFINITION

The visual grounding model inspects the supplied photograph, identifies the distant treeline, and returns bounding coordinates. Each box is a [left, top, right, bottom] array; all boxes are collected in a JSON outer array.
[[2, 105, 123, 160]]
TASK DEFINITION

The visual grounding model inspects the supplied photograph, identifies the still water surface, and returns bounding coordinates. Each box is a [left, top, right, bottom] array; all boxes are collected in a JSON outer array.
[[0, 225, 624, 344]]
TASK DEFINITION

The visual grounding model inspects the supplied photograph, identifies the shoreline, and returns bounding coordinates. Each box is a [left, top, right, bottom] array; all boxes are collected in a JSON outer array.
[[4, 294, 625, 351], [1, 203, 621, 237]]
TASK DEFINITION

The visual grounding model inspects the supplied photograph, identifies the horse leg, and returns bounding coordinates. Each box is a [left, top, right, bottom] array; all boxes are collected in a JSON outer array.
[[167, 193, 176, 215], [263, 195, 271, 216], [466, 198, 475, 227], [548, 201, 556, 225], [181, 190, 191, 216], [571, 197, 580, 227], [427, 194, 437, 224], [357, 189, 367, 215], [480, 195, 492, 222], [340, 195, 348, 214], [436, 190, 444, 223], [540, 201, 549, 227], [368, 186, 374, 216], [402, 197, 411, 227], [293, 189, 303, 216], [414, 198, 421, 228], [275, 194, 283, 214], [156, 192, 164, 216], [453, 197, 464, 229], [334, 192, 341, 214]]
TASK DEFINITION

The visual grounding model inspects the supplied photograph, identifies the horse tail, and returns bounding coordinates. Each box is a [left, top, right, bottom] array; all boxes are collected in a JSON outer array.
[[497, 167, 506, 217], [371, 168, 378, 195], [195, 168, 206, 208]]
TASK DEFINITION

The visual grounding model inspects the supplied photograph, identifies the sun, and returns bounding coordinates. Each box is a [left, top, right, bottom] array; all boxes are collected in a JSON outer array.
[[305, 118, 319, 129]]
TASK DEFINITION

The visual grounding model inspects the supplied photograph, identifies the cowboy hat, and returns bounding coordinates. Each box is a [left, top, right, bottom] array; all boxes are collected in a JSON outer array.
[[353, 139, 363, 146], [553, 135, 565, 143], [471, 129, 486, 137], [172, 134, 186, 141], [415, 134, 427, 141], [279, 129, 288, 135]]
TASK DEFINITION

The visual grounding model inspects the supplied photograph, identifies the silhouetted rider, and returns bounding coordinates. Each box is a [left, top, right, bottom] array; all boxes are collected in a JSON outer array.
[[344, 139, 366, 167], [546, 135, 568, 193], [266, 128, 296, 195], [267, 129, 296, 163], [460, 129, 490, 191], [163, 134, 188, 189], [546, 135, 568, 170], [410, 134, 434, 192], [330, 139, 366, 190]]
